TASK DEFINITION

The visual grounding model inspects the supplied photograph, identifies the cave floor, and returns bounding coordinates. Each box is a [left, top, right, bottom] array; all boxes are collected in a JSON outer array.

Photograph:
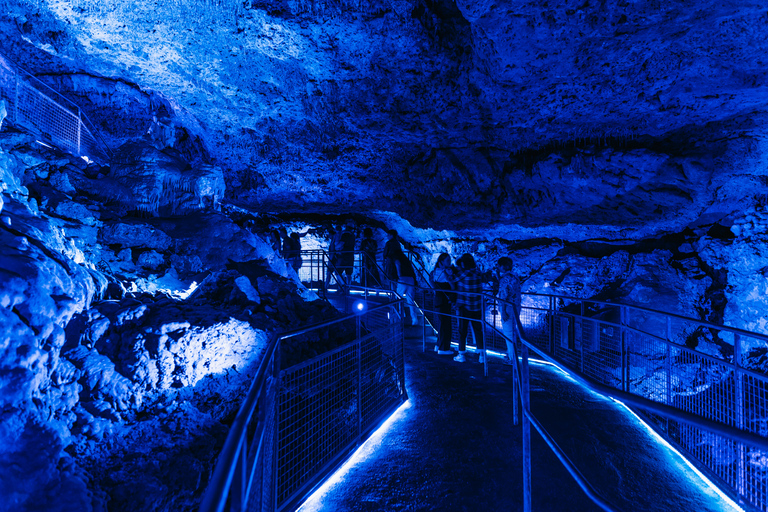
[[296, 322, 741, 512]]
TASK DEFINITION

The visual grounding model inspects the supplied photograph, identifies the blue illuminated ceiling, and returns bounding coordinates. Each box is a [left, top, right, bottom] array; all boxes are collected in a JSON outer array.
[[2, 1, 767, 230]]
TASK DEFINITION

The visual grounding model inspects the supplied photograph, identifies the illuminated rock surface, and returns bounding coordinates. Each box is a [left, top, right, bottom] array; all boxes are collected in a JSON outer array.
[[1, 0, 768, 510]]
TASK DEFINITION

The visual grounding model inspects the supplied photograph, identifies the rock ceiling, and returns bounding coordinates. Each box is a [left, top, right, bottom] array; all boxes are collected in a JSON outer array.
[[2, 0, 768, 232]]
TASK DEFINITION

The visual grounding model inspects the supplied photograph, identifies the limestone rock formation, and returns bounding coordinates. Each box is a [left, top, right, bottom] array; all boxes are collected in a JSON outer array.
[[2, 0, 768, 510]]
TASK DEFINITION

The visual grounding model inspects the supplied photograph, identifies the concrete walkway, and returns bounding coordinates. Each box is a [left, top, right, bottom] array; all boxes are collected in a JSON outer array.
[[297, 323, 740, 512]]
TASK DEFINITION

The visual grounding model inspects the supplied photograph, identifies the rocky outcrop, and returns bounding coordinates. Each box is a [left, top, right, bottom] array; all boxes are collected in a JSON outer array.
[[4, 0, 768, 231], [0, 128, 340, 512], [110, 141, 225, 216]]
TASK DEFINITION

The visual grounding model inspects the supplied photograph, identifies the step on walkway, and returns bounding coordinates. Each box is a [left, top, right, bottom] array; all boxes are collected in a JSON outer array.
[[298, 322, 741, 512]]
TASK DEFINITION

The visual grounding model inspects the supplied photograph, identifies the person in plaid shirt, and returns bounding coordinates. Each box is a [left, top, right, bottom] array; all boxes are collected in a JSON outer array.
[[430, 253, 456, 355], [496, 257, 521, 365], [453, 254, 488, 363]]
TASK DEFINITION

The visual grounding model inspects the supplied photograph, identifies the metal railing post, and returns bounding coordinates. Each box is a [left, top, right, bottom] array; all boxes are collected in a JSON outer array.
[[512, 348, 520, 426], [580, 301, 585, 374], [548, 295, 555, 355], [735, 333, 746, 497], [666, 317, 672, 406], [357, 334, 362, 442], [272, 344, 281, 512], [620, 306, 627, 392], [482, 294, 488, 377], [77, 107, 81, 156], [521, 344, 532, 512], [624, 307, 630, 392]]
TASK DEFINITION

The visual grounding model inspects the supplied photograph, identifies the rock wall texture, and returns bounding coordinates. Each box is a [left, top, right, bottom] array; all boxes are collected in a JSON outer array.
[[0, 127, 347, 511], [1, 1, 768, 231], [2, 0, 768, 510]]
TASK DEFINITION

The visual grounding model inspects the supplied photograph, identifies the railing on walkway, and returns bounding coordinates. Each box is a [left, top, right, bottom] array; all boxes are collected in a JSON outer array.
[[410, 279, 768, 511], [0, 51, 111, 163], [296, 250, 388, 294], [200, 296, 406, 512], [509, 293, 768, 512], [287, 247, 768, 510]]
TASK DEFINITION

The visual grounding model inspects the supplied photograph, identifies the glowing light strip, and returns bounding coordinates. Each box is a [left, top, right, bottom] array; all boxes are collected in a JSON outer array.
[[608, 397, 744, 511], [449, 344, 545, 362], [509, 354, 740, 510], [535, 358, 743, 510], [297, 400, 412, 512]]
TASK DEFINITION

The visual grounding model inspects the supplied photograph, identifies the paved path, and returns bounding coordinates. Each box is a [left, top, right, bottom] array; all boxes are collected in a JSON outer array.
[[298, 322, 740, 512]]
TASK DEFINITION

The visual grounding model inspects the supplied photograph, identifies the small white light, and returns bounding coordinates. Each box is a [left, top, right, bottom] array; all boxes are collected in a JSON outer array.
[[354, 300, 366, 313]]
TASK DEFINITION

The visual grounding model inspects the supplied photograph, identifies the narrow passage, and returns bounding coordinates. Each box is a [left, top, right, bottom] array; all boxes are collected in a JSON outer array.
[[299, 323, 740, 512]]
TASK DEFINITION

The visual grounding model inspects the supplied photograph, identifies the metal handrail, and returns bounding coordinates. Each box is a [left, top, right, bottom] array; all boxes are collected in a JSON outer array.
[[544, 306, 768, 382], [501, 321, 620, 512], [0, 50, 112, 162], [401, 282, 621, 510], [408, 278, 767, 509], [522, 290, 768, 343], [404, 249, 431, 287], [200, 295, 405, 512], [299, 249, 392, 293], [199, 328, 281, 512], [502, 291, 768, 510], [274, 251, 767, 510]]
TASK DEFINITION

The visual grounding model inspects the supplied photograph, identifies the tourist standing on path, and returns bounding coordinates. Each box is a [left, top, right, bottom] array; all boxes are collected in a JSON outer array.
[[395, 250, 419, 326], [278, 227, 292, 262], [496, 257, 521, 365], [453, 254, 487, 363], [360, 227, 380, 288], [285, 231, 308, 273], [269, 229, 282, 256], [339, 221, 357, 287], [382, 229, 401, 290], [431, 253, 455, 354], [325, 223, 344, 290]]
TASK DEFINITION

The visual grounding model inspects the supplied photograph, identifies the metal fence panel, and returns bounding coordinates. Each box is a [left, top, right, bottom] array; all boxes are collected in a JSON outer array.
[[360, 325, 405, 429], [246, 370, 278, 512], [275, 307, 405, 509], [0, 51, 110, 163], [277, 344, 359, 504], [511, 293, 768, 511]]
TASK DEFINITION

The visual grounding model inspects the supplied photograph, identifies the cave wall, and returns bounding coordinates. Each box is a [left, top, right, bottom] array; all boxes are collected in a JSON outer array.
[[2, 0, 768, 510], [2, 1, 768, 231]]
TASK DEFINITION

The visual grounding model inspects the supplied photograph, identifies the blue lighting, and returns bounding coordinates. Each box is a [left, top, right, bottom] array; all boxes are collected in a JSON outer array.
[[608, 398, 745, 511], [539, 361, 744, 511], [297, 401, 412, 511], [353, 300, 366, 313]]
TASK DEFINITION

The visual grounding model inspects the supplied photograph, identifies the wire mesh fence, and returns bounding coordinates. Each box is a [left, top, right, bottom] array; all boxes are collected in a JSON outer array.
[[0, 51, 111, 163], [508, 293, 768, 511], [245, 366, 279, 512], [298, 250, 390, 294], [275, 304, 405, 509], [201, 298, 405, 512]]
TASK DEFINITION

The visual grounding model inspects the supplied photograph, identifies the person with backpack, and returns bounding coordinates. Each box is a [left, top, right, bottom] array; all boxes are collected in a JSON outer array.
[[360, 227, 380, 288], [430, 252, 456, 354], [395, 250, 419, 326], [338, 221, 357, 287], [286, 232, 305, 272], [325, 223, 343, 290], [382, 229, 401, 289]]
